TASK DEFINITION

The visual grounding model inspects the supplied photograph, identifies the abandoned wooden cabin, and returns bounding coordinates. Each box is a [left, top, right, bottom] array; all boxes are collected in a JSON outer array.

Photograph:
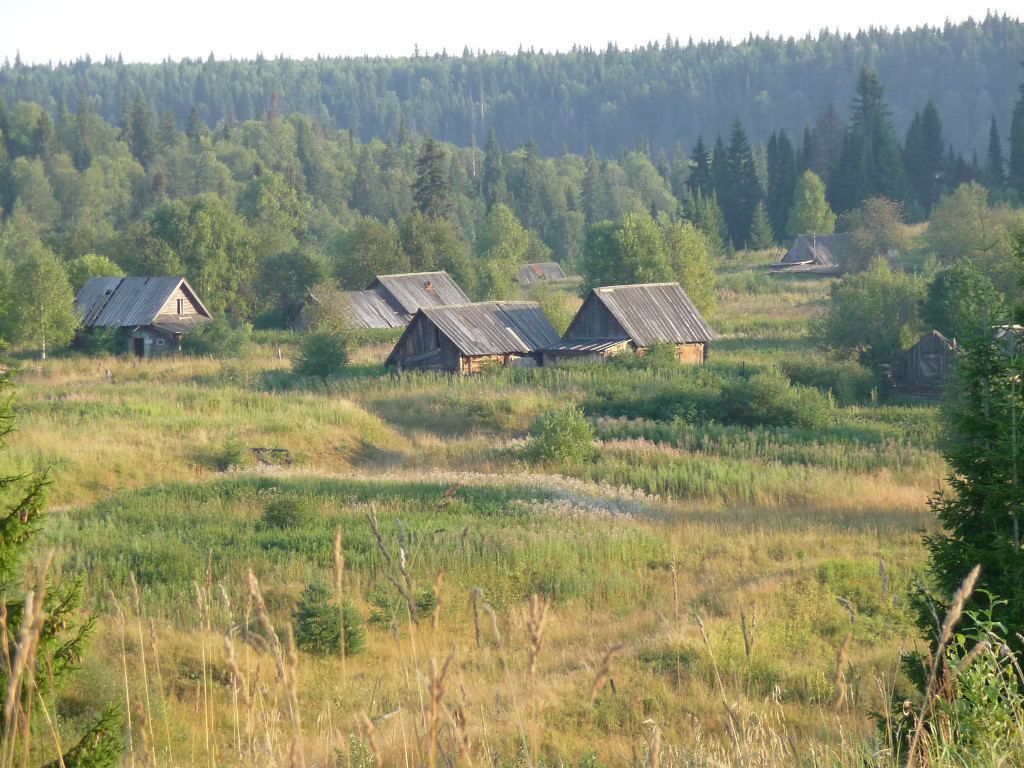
[[539, 282, 715, 365], [385, 301, 561, 374], [889, 330, 959, 397], [341, 271, 470, 331], [517, 262, 568, 285], [75, 276, 212, 356], [771, 234, 852, 275]]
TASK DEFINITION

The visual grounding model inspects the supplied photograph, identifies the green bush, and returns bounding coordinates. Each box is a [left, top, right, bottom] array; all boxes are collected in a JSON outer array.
[[293, 333, 349, 378], [262, 495, 315, 528], [293, 582, 366, 656], [76, 327, 124, 356], [181, 315, 253, 358], [529, 404, 596, 463], [738, 369, 836, 430], [216, 438, 251, 471]]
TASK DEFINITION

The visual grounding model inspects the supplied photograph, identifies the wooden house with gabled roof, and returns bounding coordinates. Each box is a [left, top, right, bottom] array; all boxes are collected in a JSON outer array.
[[75, 276, 212, 357], [889, 330, 959, 397], [771, 234, 852, 275], [539, 282, 715, 366], [385, 301, 561, 374], [517, 262, 568, 285], [337, 271, 471, 330]]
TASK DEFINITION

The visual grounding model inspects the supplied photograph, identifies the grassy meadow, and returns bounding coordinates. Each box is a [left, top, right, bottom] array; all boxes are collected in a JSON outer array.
[[1, 250, 961, 766]]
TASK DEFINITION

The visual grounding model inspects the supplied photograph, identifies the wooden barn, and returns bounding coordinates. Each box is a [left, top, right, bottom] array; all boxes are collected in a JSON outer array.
[[337, 271, 471, 330], [75, 276, 212, 357], [517, 262, 567, 285], [385, 301, 561, 374], [889, 330, 959, 397], [539, 282, 714, 366], [771, 234, 851, 275]]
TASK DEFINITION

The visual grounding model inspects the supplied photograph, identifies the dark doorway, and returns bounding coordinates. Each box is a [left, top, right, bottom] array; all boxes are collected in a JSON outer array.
[[133, 337, 145, 357]]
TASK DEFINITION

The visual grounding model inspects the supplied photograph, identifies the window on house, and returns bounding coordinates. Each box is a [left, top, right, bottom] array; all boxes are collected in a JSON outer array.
[[176, 298, 184, 315], [156, 338, 165, 346]]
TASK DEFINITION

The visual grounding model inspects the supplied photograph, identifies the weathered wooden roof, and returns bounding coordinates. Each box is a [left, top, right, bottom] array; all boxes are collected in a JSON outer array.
[[75, 276, 212, 328], [416, 301, 561, 356], [776, 234, 851, 268], [340, 290, 407, 329], [907, 330, 956, 354], [517, 262, 567, 284], [539, 338, 631, 353], [369, 272, 470, 316], [571, 283, 715, 346]]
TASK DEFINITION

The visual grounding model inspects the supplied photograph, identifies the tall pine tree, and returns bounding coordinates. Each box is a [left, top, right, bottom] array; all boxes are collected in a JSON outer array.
[[1008, 64, 1024, 196], [985, 115, 1005, 189], [686, 135, 713, 197], [720, 119, 762, 248], [766, 130, 798, 241], [903, 101, 946, 216]]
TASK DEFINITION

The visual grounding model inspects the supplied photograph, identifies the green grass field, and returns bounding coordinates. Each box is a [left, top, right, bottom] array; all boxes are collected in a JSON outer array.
[[1, 252, 968, 767]]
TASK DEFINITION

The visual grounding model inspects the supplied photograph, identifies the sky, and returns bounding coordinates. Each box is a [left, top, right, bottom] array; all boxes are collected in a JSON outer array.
[[0, 0, 1018, 65]]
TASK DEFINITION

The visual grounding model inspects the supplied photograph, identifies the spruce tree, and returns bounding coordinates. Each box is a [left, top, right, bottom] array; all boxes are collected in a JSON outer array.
[[748, 201, 775, 250], [129, 95, 156, 168], [482, 128, 503, 209], [766, 130, 797, 240], [903, 101, 945, 215], [72, 93, 96, 170], [186, 105, 207, 145], [0, 369, 123, 767], [985, 115, 1005, 188], [156, 109, 179, 150], [581, 147, 608, 224], [667, 142, 688, 201], [832, 69, 907, 213], [686, 135, 712, 197], [412, 135, 453, 220], [686, 190, 726, 259], [117, 86, 133, 145], [1008, 64, 1024, 196], [922, 282, 1024, 656], [721, 118, 762, 248]]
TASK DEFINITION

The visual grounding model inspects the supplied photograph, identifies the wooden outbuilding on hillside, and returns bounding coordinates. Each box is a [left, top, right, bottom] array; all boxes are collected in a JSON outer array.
[[74, 276, 212, 357], [385, 301, 561, 374], [517, 262, 567, 285], [889, 330, 959, 397], [771, 234, 851, 275], [337, 271, 472, 330], [539, 282, 714, 365]]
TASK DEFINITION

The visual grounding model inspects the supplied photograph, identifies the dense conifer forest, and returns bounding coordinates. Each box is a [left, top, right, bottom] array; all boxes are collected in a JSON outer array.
[[2, 15, 1023, 157]]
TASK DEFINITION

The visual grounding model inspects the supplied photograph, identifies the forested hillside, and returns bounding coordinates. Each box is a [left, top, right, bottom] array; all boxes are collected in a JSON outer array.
[[3, 15, 1023, 158]]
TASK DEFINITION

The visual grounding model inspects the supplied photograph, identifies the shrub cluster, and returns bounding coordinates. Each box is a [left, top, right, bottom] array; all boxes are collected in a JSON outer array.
[[293, 333, 350, 378], [528, 404, 596, 464], [584, 365, 836, 430], [182, 315, 254, 358]]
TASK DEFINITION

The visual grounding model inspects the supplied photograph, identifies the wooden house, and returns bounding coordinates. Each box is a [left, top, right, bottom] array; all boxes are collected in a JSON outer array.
[[75, 276, 212, 357], [771, 234, 851, 275], [539, 282, 714, 365], [517, 262, 567, 285], [385, 301, 561, 374], [889, 330, 959, 397], [338, 271, 471, 330]]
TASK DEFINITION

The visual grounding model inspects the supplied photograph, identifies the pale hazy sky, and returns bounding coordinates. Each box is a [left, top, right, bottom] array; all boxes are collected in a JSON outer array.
[[0, 0, 1017, 65]]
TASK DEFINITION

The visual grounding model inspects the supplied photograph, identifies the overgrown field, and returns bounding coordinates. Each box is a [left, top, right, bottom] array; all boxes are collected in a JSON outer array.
[[3, 257, 954, 766]]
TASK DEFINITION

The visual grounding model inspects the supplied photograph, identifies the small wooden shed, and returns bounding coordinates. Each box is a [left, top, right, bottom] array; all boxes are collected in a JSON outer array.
[[889, 330, 958, 397], [540, 282, 715, 366], [385, 301, 561, 374], [336, 271, 472, 330], [517, 262, 568, 285], [771, 234, 851, 275], [74, 276, 212, 357]]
